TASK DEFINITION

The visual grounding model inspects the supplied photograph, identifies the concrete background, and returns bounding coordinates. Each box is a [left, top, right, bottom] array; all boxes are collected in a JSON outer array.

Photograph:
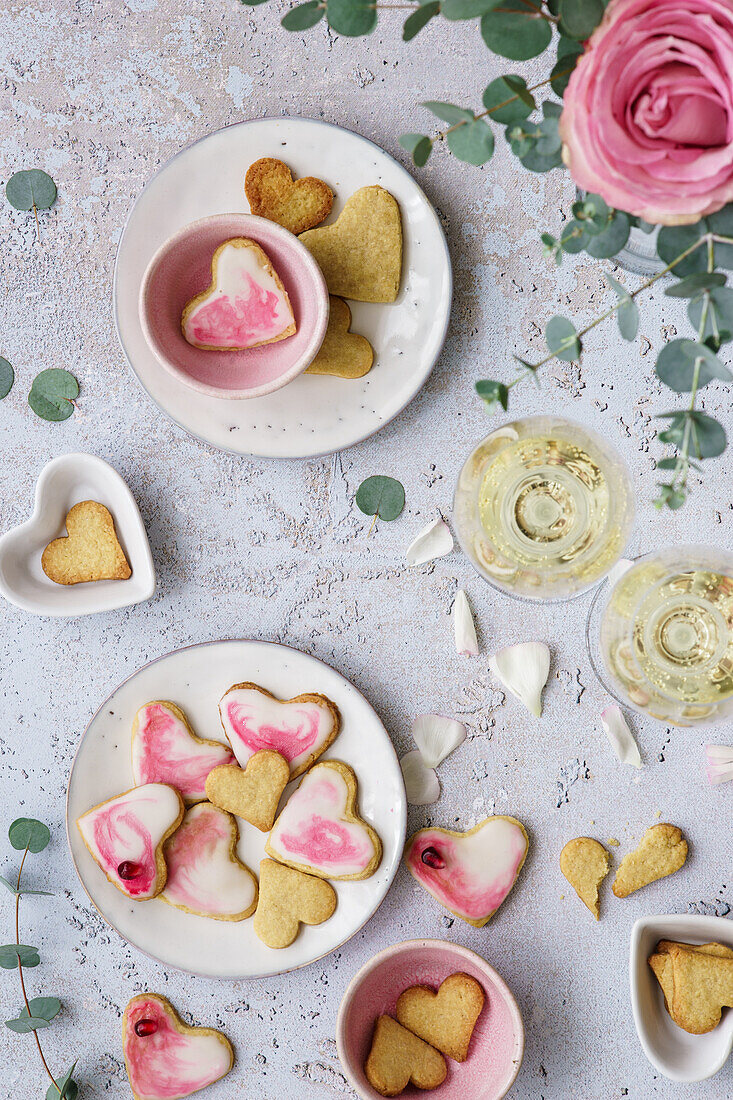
[[0, 1, 731, 1097]]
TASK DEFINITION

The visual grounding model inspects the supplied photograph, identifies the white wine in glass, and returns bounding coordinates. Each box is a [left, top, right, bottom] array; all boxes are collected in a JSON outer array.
[[595, 546, 733, 726], [453, 417, 635, 601]]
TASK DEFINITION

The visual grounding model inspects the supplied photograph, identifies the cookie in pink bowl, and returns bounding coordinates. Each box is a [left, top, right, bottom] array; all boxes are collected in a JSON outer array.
[[139, 213, 329, 399], [336, 939, 524, 1100]]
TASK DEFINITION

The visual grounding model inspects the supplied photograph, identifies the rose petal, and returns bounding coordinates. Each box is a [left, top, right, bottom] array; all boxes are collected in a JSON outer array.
[[412, 714, 467, 769], [705, 744, 733, 785], [489, 642, 550, 718], [601, 705, 642, 767], [406, 518, 454, 566], [453, 590, 479, 656], [400, 751, 440, 805]]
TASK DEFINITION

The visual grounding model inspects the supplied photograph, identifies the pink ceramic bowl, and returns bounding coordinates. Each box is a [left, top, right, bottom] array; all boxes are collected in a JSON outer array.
[[336, 939, 524, 1100], [139, 214, 329, 399]]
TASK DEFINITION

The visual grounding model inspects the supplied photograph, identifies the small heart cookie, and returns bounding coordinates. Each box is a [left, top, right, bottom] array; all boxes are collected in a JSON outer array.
[[612, 823, 688, 898], [245, 157, 334, 234], [253, 858, 336, 949], [668, 944, 733, 1034], [123, 993, 233, 1100], [42, 500, 131, 585], [266, 759, 382, 881], [299, 186, 402, 303], [560, 837, 611, 920], [650, 940, 733, 1018], [365, 1015, 447, 1097], [205, 750, 289, 832], [132, 701, 235, 804], [395, 972, 485, 1062], [306, 296, 374, 379]]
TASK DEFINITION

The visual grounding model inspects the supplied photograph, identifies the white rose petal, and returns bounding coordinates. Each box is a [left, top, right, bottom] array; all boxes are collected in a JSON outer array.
[[412, 714, 467, 769], [453, 589, 479, 656], [705, 744, 733, 786], [489, 641, 550, 718], [400, 750, 440, 805], [406, 518, 454, 566], [601, 705, 642, 768]]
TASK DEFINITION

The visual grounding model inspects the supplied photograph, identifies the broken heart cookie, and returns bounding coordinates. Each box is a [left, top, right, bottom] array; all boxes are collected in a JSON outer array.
[[132, 701, 235, 805], [396, 972, 485, 1063], [218, 682, 340, 780], [305, 296, 374, 379], [253, 858, 336, 948], [612, 823, 688, 898], [162, 803, 257, 921], [245, 157, 333, 234], [560, 837, 611, 920], [77, 783, 184, 900], [365, 1015, 447, 1097], [405, 816, 529, 927], [266, 760, 381, 881], [181, 238, 296, 350], [299, 186, 402, 303], [42, 500, 131, 585], [205, 750, 289, 832], [123, 993, 233, 1100]]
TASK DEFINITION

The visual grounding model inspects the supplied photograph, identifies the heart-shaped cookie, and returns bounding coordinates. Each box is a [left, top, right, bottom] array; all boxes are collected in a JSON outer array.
[[612, 823, 688, 898], [77, 783, 184, 900], [306, 296, 374, 378], [123, 993, 233, 1100], [132, 701, 235, 804], [218, 682, 340, 779], [42, 500, 131, 585], [404, 815, 529, 927], [266, 759, 382, 881], [560, 837, 611, 920], [205, 750, 289, 832], [162, 802, 258, 921], [365, 1015, 447, 1097], [299, 186, 402, 303], [396, 972, 485, 1062], [245, 157, 334, 234], [253, 857, 336, 948], [181, 238, 296, 350]]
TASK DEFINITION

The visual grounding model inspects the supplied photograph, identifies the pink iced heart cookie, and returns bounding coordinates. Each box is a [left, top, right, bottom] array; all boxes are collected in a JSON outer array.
[[162, 803, 258, 921], [181, 237, 296, 350], [266, 760, 382, 881], [77, 783, 184, 900], [218, 681, 340, 780], [123, 993, 233, 1100], [405, 816, 529, 927], [132, 701, 235, 805]]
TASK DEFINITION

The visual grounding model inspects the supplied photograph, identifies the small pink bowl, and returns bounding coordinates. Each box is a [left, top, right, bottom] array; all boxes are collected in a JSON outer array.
[[336, 939, 524, 1100], [139, 214, 329, 399]]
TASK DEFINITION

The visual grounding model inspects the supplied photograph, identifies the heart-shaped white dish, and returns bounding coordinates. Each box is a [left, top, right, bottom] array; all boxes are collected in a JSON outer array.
[[630, 914, 733, 1082], [0, 453, 155, 616]]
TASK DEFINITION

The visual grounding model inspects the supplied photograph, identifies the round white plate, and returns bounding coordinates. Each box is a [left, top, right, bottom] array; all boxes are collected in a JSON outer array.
[[113, 116, 452, 459], [66, 640, 406, 980]]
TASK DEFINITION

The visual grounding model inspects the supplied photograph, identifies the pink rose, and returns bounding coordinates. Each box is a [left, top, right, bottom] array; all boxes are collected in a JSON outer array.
[[559, 0, 733, 225]]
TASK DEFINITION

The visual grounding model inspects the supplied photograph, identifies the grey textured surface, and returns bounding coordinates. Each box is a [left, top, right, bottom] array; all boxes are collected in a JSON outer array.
[[1, 2, 732, 1098]]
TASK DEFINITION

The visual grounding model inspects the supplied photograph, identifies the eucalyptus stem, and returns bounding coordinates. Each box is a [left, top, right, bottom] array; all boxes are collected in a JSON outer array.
[[434, 69, 572, 142]]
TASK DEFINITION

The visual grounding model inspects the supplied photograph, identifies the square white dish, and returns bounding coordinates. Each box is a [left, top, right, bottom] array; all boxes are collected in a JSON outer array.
[[630, 913, 733, 1082], [0, 453, 155, 616]]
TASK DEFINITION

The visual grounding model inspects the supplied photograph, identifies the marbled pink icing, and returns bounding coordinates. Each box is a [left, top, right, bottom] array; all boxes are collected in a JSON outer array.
[[123, 996, 231, 1100], [132, 702, 234, 803], [225, 703, 319, 760], [405, 819, 528, 923], [162, 803, 256, 918], [219, 687, 335, 776], [189, 274, 280, 347]]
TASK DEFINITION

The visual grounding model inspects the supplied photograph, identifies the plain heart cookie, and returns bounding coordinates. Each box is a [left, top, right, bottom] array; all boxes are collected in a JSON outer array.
[[305, 296, 374, 378], [612, 823, 688, 898], [253, 857, 337, 949], [299, 185, 402, 303], [266, 759, 382, 881], [560, 837, 611, 920], [132, 701, 235, 804], [218, 681, 340, 780], [649, 940, 733, 1019], [205, 750, 289, 832], [77, 783, 184, 900], [245, 157, 334, 234], [181, 238, 296, 350], [123, 993, 233, 1100], [365, 1015, 447, 1097], [396, 972, 485, 1062], [668, 943, 733, 1034], [404, 815, 529, 927], [42, 500, 131, 585], [161, 803, 258, 921]]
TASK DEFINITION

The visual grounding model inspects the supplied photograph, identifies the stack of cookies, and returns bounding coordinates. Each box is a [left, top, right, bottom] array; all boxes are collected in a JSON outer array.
[[649, 939, 733, 1035]]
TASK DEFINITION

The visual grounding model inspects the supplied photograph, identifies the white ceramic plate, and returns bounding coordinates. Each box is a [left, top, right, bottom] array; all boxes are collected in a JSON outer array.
[[630, 913, 733, 1082], [114, 116, 452, 458], [66, 640, 406, 980]]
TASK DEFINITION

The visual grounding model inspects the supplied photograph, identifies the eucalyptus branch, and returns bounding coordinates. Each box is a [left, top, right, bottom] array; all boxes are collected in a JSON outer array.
[[432, 70, 571, 143]]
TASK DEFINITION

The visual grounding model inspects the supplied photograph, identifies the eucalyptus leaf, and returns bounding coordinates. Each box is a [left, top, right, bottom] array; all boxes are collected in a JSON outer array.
[[0, 357, 13, 400], [326, 0, 377, 36], [399, 133, 432, 167], [482, 75, 534, 124], [28, 369, 79, 422], [657, 412, 687, 448], [586, 212, 630, 258], [657, 221, 709, 277], [281, 1, 323, 30], [551, 38, 583, 95], [9, 818, 50, 853], [403, 1, 440, 40], [689, 287, 733, 338], [664, 272, 726, 298], [422, 101, 474, 125], [442, 0, 498, 16], [558, 0, 604, 39], [5, 169, 57, 212], [707, 205, 733, 269], [0, 944, 40, 969], [355, 476, 405, 522], [560, 220, 590, 254], [5, 1015, 52, 1033], [475, 379, 509, 411], [447, 119, 494, 165], [689, 412, 726, 458], [47, 1064, 78, 1100], [546, 315, 581, 361], [606, 274, 639, 340], [481, 0, 552, 61], [656, 339, 731, 391], [0, 874, 17, 896], [518, 143, 563, 173]]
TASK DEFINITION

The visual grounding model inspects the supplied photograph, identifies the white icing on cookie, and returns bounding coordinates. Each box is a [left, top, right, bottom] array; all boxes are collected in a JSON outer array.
[[219, 686, 336, 777], [162, 803, 256, 919]]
